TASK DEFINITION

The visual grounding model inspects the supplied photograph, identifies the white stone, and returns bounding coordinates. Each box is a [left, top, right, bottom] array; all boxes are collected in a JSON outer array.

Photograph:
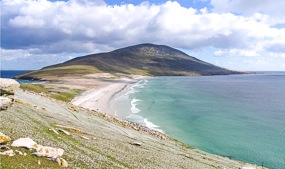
[[11, 138, 38, 150], [11, 138, 64, 159], [49, 128, 59, 135], [0, 78, 20, 96], [0, 149, 15, 156], [131, 142, 142, 146], [0, 97, 12, 110], [15, 150, 24, 155], [33, 145, 64, 158], [80, 136, 89, 140], [58, 129, 70, 135], [56, 158, 68, 167]]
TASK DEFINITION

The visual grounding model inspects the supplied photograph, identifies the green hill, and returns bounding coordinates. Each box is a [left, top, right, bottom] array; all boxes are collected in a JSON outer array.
[[16, 44, 241, 79]]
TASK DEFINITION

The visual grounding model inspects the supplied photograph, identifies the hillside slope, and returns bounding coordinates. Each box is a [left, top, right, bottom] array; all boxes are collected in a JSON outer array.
[[16, 44, 241, 80], [0, 90, 263, 168]]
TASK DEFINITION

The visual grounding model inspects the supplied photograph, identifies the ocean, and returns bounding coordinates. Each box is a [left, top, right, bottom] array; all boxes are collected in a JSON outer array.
[[110, 72, 285, 169], [0, 70, 40, 84]]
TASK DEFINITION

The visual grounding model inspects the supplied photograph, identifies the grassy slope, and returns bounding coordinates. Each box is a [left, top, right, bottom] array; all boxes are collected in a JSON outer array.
[[15, 65, 102, 80], [0, 90, 264, 169], [20, 84, 83, 102]]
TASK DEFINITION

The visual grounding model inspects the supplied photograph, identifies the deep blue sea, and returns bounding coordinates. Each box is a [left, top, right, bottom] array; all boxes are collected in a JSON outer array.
[[111, 72, 285, 169], [0, 70, 40, 84]]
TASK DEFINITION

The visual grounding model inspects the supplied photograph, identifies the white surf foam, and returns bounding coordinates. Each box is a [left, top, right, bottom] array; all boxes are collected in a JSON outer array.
[[144, 118, 164, 133], [130, 98, 141, 114]]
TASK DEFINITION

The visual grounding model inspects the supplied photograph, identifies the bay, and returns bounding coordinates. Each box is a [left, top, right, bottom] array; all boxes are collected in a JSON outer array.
[[111, 72, 285, 169]]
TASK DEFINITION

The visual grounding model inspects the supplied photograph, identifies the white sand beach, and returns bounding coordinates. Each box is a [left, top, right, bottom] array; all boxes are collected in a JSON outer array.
[[70, 73, 146, 114]]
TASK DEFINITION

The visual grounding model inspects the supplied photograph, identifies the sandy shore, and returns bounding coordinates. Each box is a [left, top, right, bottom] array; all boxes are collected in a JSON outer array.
[[70, 73, 146, 114]]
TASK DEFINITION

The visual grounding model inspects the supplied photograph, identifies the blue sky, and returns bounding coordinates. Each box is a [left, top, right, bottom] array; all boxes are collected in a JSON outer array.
[[1, 0, 285, 71]]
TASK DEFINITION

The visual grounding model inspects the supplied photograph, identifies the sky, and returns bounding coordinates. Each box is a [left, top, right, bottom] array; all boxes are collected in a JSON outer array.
[[1, 0, 285, 71]]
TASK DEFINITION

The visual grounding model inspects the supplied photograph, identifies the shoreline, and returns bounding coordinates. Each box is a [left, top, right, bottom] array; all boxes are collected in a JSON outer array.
[[70, 74, 272, 169], [1, 74, 267, 168], [70, 74, 147, 115]]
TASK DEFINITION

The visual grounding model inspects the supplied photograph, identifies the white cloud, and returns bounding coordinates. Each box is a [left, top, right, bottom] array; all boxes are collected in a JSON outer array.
[[214, 49, 259, 57], [9, 15, 45, 28], [1, 0, 285, 70], [210, 0, 285, 25]]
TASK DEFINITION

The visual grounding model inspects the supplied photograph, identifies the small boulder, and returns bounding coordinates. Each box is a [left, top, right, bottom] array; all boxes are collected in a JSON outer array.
[[56, 158, 68, 167], [15, 150, 24, 156], [11, 138, 38, 150], [131, 142, 142, 146], [33, 145, 64, 158], [80, 136, 89, 140], [0, 150, 15, 156], [49, 128, 59, 135], [0, 78, 20, 96], [0, 132, 11, 144], [0, 97, 12, 110], [58, 129, 70, 135]]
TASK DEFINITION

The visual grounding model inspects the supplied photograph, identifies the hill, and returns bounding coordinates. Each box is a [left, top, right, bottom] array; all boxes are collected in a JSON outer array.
[[15, 44, 241, 80]]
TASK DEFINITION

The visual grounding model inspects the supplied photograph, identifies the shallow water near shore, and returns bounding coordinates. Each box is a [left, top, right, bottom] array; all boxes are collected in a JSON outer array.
[[111, 72, 285, 169]]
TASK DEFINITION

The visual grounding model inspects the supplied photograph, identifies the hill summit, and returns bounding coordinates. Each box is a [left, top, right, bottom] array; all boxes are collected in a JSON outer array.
[[16, 43, 240, 79]]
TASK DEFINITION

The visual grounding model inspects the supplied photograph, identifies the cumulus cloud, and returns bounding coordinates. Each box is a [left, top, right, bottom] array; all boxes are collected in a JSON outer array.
[[1, 0, 285, 70], [210, 0, 285, 24]]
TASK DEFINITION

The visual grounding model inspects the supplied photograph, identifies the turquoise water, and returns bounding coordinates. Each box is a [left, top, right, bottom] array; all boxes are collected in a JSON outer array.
[[111, 73, 285, 169]]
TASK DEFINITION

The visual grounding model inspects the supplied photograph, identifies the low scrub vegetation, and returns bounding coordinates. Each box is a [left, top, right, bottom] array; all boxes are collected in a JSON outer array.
[[20, 84, 84, 102]]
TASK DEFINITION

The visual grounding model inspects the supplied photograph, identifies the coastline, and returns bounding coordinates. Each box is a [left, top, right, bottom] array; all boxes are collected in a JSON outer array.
[[70, 74, 276, 169], [70, 74, 147, 115], [1, 74, 267, 168]]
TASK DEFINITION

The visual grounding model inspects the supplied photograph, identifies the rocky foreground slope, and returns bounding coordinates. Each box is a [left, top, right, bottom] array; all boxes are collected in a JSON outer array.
[[0, 80, 263, 168]]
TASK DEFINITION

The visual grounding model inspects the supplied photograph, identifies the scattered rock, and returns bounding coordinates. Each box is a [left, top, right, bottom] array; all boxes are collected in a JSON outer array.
[[0, 149, 15, 156], [12, 138, 63, 158], [7, 137, 66, 167], [49, 128, 59, 135], [0, 132, 12, 144], [0, 78, 20, 96], [58, 129, 70, 135], [80, 136, 89, 140], [11, 138, 38, 150], [131, 142, 142, 146], [15, 150, 24, 156], [0, 78, 20, 110], [0, 145, 10, 150], [33, 145, 64, 158], [0, 97, 13, 110], [55, 124, 82, 133], [56, 158, 68, 167], [92, 137, 97, 140]]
